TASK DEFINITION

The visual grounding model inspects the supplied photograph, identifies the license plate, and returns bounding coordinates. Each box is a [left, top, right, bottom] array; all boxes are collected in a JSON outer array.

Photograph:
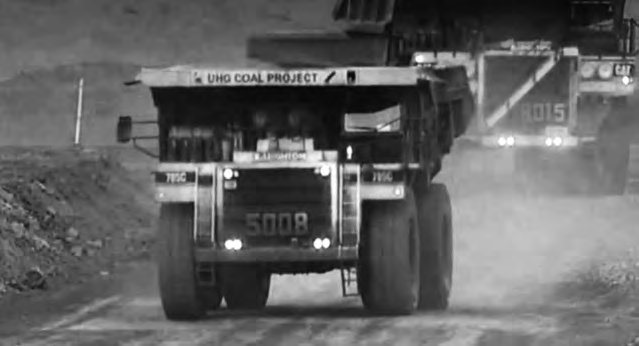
[[517, 102, 568, 124], [614, 63, 634, 76], [245, 212, 309, 237]]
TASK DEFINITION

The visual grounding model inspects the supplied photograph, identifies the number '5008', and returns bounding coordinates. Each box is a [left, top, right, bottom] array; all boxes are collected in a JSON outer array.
[[245, 212, 309, 236]]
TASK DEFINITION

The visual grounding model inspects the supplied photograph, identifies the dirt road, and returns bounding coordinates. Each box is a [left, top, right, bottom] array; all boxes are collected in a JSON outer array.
[[7, 265, 559, 346], [2, 149, 637, 346]]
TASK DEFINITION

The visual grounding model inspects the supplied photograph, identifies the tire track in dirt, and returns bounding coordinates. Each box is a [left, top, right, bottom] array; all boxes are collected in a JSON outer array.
[[12, 270, 560, 346]]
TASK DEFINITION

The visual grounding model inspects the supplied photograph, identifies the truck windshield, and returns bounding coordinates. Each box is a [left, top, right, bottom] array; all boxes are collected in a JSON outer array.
[[570, 2, 616, 31], [344, 104, 402, 133]]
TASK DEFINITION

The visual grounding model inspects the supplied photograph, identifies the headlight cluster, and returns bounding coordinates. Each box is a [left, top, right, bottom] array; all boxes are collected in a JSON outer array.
[[312, 237, 331, 250], [224, 239, 243, 251], [545, 137, 564, 147], [497, 135, 516, 147], [580, 62, 614, 80]]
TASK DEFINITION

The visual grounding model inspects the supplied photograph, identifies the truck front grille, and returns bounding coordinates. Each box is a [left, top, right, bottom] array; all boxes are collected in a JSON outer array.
[[483, 55, 575, 135], [220, 168, 333, 248]]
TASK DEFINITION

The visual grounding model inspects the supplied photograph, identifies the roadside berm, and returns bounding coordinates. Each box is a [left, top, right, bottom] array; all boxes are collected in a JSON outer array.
[[0, 147, 155, 298]]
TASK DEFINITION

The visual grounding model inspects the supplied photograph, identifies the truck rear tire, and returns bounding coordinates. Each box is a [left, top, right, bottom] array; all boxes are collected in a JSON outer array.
[[595, 133, 630, 196], [221, 265, 271, 310], [595, 99, 634, 195], [157, 204, 207, 321], [358, 190, 420, 315], [416, 184, 453, 310]]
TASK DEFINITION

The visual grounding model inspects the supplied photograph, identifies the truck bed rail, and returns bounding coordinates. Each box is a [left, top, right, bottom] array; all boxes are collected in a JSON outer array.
[[131, 66, 443, 88]]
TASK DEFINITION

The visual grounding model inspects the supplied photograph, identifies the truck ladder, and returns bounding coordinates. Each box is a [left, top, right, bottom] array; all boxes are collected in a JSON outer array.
[[340, 172, 361, 298], [340, 267, 359, 297], [625, 143, 639, 195]]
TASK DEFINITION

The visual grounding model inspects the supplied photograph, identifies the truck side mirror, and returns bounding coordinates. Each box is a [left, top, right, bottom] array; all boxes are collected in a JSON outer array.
[[117, 116, 133, 143]]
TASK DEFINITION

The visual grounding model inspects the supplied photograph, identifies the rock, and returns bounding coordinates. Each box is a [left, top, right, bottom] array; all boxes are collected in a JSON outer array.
[[46, 206, 57, 216], [10, 222, 26, 238], [34, 181, 53, 195], [0, 187, 14, 202], [100, 271, 110, 276], [32, 236, 50, 251], [0, 282, 7, 294], [22, 268, 47, 290], [7, 281, 24, 292], [70, 245, 84, 257], [86, 239, 104, 249], [27, 218, 41, 232], [52, 239, 64, 249], [86, 249, 97, 257], [0, 216, 9, 230], [66, 227, 79, 241]]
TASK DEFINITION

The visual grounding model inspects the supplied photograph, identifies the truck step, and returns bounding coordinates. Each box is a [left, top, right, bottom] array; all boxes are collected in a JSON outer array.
[[340, 267, 360, 297]]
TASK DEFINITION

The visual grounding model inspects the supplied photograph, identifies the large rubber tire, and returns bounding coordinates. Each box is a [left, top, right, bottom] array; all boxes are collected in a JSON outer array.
[[416, 184, 453, 311], [157, 204, 207, 320], [595, 132, 631, 196], [221, 265, 271, 310], [358, 190, 420, 315], [594, 98, 634, 196]]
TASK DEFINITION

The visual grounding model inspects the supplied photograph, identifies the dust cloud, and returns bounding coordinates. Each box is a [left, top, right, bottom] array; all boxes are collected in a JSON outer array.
[[438, 147, 639, 311]]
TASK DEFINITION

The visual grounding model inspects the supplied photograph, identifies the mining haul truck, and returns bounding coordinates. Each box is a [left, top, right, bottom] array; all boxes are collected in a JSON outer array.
[[457, 0, 639, 195], [117, 64, 471, 319]]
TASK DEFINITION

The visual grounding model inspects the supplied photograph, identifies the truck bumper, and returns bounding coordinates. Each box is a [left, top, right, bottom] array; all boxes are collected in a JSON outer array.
[[478, 134, 587, 148], [195, 246, 359, 263]]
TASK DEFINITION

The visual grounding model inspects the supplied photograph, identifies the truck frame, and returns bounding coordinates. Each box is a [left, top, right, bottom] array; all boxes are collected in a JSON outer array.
[[118, 64, 471, 319]]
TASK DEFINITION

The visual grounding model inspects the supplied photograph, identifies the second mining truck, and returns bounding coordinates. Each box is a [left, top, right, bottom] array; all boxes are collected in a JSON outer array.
[[459, 0, 639, 195], [251, 0, 639, 194], [342, 0, 639, 195]]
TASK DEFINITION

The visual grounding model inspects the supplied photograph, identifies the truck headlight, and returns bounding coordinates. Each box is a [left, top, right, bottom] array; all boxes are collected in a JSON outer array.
[[224, 239, 243, 251], [413, 53, 431, 65], [622, 75, 633, 85], [313, 237, 331, 250], [598, 63, 614, 80], [580, 62, 597, 79], [545, 137, 564, 147], [498, 135, 515, 147], [320, 165, 331, 177], [223, 168, 235, 180]]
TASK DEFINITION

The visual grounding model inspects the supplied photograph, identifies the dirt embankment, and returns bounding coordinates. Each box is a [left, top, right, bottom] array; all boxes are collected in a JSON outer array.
[[0, 148, 155, 299]]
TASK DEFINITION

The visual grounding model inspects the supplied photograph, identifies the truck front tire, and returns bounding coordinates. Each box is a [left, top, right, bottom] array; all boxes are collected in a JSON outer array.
[[416, 183, 453, 310], [157, 204, 207, 320], [358, 190, 420, 315]]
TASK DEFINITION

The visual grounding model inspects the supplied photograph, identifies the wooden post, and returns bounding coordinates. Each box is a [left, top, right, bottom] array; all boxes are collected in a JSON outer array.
[[74, 78, 84, 146]]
